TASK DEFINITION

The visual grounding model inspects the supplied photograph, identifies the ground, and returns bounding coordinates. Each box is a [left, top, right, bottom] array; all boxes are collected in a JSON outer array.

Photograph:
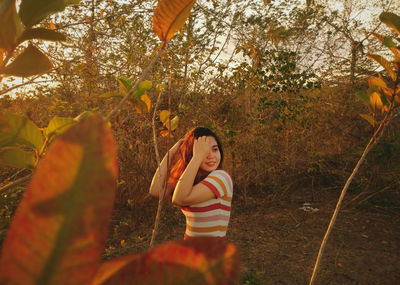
[[106, 188, 400, 285]]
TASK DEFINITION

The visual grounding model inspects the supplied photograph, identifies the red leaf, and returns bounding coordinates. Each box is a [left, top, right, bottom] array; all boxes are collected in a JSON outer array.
[[92, 237, 240, 285], [0, 114, 118, 285]]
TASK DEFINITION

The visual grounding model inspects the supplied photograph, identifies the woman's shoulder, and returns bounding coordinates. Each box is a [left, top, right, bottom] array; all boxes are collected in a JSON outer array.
[[208, 169, 231, 178], [206, 169, 233, 185]]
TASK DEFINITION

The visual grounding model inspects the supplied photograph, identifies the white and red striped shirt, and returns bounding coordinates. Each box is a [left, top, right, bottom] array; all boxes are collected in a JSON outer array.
[[181, 170, 233, 239]]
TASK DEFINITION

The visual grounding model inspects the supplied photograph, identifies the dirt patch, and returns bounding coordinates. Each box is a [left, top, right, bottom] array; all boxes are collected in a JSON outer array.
[[230, 195, 400, 284], [105, 189, 400, 284]]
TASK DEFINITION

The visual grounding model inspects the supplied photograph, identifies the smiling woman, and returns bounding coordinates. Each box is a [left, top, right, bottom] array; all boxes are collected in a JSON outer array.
[[149, 127, 233, 240]]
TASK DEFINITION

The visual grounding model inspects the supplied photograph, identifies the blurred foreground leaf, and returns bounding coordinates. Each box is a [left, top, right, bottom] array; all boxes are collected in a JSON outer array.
[[1, 44, 52, 77], [0, 0, 23, 50], [379, 12, 400, 34], [19, 0, 81, 27], [19, 28, 67, 43], [0, 114, 118, 285], [0, 147, 35, 169], [0, 113, 44, 150], [92, 237, 240, 285]]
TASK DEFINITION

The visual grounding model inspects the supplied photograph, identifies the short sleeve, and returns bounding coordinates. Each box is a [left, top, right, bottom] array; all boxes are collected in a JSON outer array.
[[200, 170, 233, 198]]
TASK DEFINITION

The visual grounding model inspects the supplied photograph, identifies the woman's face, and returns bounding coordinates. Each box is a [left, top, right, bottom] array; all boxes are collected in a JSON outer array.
[[198, 136, 221, 175]]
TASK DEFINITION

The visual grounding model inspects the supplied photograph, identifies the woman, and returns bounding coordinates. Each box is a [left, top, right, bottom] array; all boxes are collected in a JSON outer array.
[[149, 127, 233, 239]]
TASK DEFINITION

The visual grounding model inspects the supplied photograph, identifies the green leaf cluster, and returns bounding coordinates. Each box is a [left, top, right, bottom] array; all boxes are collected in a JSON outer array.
[[159, 110, 179, 137], [100, 77, 153, 116], [0, 0, 80, 78], [0, 112, 89, 170]]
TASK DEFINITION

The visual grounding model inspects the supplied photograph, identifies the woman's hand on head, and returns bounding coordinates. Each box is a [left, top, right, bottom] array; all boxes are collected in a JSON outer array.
[[193, 136, 211, 160]]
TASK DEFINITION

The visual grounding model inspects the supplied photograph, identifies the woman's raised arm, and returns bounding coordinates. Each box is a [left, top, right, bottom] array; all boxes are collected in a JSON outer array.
[[149, 139, 182, 198]]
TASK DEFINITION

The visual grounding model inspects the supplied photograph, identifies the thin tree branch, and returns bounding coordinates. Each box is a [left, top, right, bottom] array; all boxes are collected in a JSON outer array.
[[150, 55, 173, 248], [149, 88, 165, 248], [0, 174, 32, 193], [0, 77, 51, 97]]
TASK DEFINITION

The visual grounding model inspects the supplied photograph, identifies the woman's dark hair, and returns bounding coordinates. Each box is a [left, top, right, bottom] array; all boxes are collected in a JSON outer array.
[[168, 127, 223, 189]]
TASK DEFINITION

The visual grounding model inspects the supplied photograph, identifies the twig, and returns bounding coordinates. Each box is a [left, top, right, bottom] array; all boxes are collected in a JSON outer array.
[[0, 75, 45, 96], [0, 174, 32, 193], [149, 88, 165, 248], [149, 55, 174, 248]]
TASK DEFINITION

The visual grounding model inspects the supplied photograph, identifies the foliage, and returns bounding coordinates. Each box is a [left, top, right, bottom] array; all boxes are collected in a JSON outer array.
[[0, 115, 240, 284], [355, 12, 400, 127], [310, 11, 400, 285], [0, 0, 244, 284], [1, 1, 400, 283], [0, 111, 89, 170], [0, 0, 76, 77]]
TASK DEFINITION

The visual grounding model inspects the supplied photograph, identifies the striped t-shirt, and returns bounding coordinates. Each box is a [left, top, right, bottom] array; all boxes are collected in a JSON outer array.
[[181, 169, 233, 239]]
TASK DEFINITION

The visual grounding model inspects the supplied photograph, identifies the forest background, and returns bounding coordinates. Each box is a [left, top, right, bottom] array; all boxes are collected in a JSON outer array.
[[1, 0, 400, 284]]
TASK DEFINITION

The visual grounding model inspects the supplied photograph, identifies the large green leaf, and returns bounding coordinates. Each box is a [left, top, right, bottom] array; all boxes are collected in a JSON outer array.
[[0, 113, 44, 150], [0, 0, 23, 50], [92, 237, 240, 285], [19, 0, 81, 27], [379, 12, 400, 35], [131, 80, 152, 100], [1, 45, 53, 77], [153, 0, 196, 43], [0, 146, 35, 169], [45, 117, 76, 138], [19, 28, 67, 44], [0, 114, 118, 285]]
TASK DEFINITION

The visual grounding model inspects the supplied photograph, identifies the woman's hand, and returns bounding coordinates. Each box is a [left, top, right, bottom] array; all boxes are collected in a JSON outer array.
[[193, 136, 211, 161]]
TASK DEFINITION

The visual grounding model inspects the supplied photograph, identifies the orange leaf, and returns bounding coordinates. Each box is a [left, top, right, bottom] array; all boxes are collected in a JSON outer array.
[[369, 91, 383, 111], [160, 130, 169, 137], [49, 20, 55, 30], [92, 237, 240, 285], [153, 0, 196, 43], [129, 94, 151, 116], [0, 115, 118, 285], [368, 76, 387, 89], [140, 93, 151, 113], [367, 53, 396, 81]]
